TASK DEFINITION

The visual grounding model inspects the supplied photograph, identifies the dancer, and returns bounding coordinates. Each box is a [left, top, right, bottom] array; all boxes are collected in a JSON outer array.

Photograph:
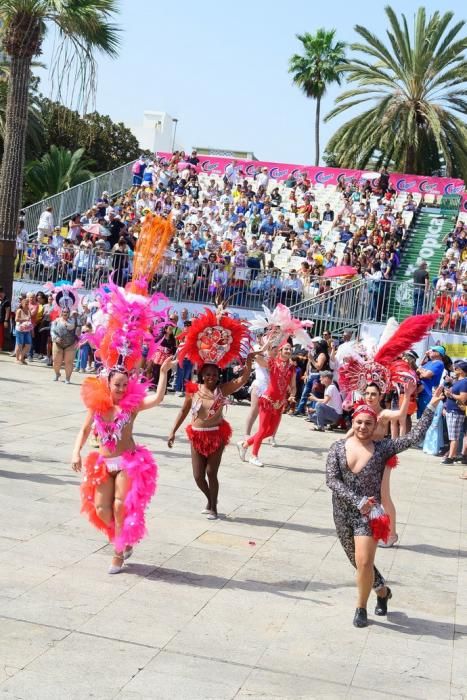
[[72, 356, 174, 573], [337, 313, 438, 548], [238, 343, 296, 467], [71, 213, 174, 574], [326, 387, 443, 628], [346, 382, 414, 547], [169, 306, 252, 519], [244, 338, 278, 446]]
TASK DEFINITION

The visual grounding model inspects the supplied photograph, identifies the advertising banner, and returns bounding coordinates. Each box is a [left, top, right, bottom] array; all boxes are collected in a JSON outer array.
[[158, 152, 465, 197]]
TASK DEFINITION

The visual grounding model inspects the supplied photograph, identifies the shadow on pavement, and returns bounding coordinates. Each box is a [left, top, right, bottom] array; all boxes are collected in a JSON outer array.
[[224, 515, 335, 537], [397, 543, 467, 559], [372, 611, 467, 640], [0, 469, 77, 486]]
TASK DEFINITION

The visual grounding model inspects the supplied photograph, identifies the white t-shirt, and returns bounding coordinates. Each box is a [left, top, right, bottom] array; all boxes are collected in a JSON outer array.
[[325, 384, 343, 414]]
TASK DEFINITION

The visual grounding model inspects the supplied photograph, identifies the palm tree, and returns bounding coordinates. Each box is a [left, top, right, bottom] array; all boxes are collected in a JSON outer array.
[[25, 145, 94, 201], [325, 7, 467, 177], [289, 29, 346, 166], [0, 0, 120, 298]]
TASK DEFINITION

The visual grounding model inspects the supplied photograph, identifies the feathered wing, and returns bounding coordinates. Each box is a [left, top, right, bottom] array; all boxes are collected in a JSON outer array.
[[374, 313, 438, 366], [377, 317, 400, 349]]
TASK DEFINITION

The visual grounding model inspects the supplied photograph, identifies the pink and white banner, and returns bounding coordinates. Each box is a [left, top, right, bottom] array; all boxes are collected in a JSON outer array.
[[158, 152, 465, 197], [460, 193, 467, 213]]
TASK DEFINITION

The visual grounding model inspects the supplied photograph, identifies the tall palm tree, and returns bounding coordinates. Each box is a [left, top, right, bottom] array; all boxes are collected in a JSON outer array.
[[325, 7, 467, 177], [25, 145, 94, 201], [289, 29, 346, 166], [0, 0, 120, 298]]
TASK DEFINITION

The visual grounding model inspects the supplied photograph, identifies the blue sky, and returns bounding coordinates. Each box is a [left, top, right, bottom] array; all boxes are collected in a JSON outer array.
[[36, 1, 466, 165]]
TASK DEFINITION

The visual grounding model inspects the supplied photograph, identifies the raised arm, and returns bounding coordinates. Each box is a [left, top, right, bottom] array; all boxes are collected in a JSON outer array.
[[71, 410, 94, 472], [168, 394, 193, 448], [325, 443, 361, 508], [221, 352, 256, 396], [139, 357, 177, 411], [378, 383, 414, 422], [378, 387, 444, 459]]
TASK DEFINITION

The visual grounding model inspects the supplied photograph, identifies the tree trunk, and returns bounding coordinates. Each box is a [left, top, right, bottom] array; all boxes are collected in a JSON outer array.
[[0, 54, 32, 300], [314, 96, 321, 167]]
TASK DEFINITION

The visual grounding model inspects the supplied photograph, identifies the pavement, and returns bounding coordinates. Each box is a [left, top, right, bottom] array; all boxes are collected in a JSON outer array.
[[0, 354, 466, 700]]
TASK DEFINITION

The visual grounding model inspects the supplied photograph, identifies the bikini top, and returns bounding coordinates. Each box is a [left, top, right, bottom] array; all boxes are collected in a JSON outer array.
[[191, 387, 228, 421], [93, 409, 132, 451]]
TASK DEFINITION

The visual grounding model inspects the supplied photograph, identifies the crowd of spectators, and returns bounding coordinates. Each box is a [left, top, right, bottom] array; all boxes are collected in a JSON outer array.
[[430, 213, 467, 331], [14, 153, 419, 309]]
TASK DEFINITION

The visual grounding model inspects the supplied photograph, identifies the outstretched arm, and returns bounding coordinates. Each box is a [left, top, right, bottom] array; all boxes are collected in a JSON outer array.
[[168, 395, 192, 448], [139, 357, 178, 411], [221, 352, 256, 396], [378, 387, 444, 459], [71, 410, 93, 472]]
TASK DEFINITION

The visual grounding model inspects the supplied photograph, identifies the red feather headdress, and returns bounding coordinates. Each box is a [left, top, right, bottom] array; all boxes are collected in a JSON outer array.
[[339, 313, 438, 394], [177, 307, 250, 368]]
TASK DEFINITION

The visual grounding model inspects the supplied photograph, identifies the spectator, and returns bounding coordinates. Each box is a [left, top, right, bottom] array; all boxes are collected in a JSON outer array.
[[417, 346, 446, 417], [308, 370, 343, 431], [441, 361, 467, 464], [0, 286, 11, 350], [37, 206, 54, 241], [413, 261, 429, 315]]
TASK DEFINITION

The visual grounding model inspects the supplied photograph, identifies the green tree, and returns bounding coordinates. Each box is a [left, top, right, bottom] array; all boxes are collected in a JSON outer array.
[[24, 145, 94, 202], [39, 100, 141, 172], [0, 0, 120, 298], [289, 29, 346, 166], [325, 7, 467, 178]]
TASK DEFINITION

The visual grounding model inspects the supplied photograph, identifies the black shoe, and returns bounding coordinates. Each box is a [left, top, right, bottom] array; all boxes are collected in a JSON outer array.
[[455, 455, 467, 465], [293, 410, 305, 416], [375, 587, 392, 616], [353, 607, 368, 628], [441, 457, 455, 464]]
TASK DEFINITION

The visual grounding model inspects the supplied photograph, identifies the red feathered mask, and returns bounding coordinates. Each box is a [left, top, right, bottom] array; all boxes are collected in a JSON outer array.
[[177, 308, 250, 368]]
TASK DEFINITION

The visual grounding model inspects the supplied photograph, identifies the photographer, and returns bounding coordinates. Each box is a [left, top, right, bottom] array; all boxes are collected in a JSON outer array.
[[440, 361, 467, 465]]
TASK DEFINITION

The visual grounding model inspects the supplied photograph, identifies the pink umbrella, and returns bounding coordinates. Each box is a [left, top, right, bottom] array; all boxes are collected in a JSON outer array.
[[177, 161, 200, 173], [323, 265, 358, 278]]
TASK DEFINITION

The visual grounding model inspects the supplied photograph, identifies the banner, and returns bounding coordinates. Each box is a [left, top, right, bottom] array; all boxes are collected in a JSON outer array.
[[158, 152, 465, 197], [460, 193, 467, 213]]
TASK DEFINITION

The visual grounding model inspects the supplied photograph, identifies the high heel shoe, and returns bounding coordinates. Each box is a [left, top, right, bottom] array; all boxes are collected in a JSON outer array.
[[375, 586, 392, 616], [108, 553, 124, 574], [353, 607, 368, 628]]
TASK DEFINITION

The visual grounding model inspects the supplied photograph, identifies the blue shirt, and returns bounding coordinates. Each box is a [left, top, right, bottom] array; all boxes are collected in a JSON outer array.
[[420, 359, 444, 402], [446, 377, 467, 414]]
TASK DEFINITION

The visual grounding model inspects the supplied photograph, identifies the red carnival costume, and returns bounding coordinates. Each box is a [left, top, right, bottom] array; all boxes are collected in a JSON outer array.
[[78, 214, 172, 550], [246, 355, 294, 457], [176, 307, 250, 455]]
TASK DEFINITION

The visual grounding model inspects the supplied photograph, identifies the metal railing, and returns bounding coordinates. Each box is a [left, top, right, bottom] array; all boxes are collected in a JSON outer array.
[[290, 277, 441, 333], [16, 249, 312, 310], [22, 160, 137, 238]]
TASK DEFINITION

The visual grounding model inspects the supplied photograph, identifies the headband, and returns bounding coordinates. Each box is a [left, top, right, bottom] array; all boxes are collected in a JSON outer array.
[[352, 403, 378, 420]]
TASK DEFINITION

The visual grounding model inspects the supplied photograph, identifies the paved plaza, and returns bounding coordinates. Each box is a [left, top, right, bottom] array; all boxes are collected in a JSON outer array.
[[0, 354, 466, 699]]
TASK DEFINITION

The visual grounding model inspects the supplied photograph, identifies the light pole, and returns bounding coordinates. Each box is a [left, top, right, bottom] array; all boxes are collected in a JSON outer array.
[[153, 120, 161, 155], [171, 118, 179, 152]]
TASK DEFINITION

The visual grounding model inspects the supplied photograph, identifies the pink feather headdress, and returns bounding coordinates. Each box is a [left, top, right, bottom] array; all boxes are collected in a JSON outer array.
[[249, 303, 314, 348]]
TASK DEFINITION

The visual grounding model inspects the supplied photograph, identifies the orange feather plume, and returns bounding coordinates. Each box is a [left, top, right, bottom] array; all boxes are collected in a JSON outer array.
[[128, 213, 174, 292]]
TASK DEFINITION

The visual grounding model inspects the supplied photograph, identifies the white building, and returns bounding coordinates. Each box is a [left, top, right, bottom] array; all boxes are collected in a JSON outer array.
[[129, 111, 179, 154]]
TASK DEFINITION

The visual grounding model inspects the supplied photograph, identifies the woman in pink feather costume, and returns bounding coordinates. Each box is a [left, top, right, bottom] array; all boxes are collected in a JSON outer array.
[[71, 358, 176, 574]]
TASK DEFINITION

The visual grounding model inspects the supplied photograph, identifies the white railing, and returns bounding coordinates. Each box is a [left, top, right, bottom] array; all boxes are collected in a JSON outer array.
[[22, 160, 137, 238]]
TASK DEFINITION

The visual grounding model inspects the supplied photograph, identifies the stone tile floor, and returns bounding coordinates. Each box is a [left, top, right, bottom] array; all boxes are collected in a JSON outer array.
[[0, 355, 466, 699]]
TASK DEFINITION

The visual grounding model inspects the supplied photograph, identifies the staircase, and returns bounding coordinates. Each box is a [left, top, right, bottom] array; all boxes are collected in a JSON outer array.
[[386, 207, 453, 320]]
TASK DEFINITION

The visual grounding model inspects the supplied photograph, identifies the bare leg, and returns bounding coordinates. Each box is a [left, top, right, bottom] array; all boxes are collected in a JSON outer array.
[[448, 438, 458, 459], [94, 475, 115, 528], [64, 346, 75, 381], [21, 344, 31, 363], [15, 343, 23, 362], [244, 388, 259, 437], [206, 444, 225, 516], [52, 344, 63, 379], [191, 445, 211, 510], [354, 536, 386, 609], [113, 470, 131, 566], [381, 467, 397, 539]]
